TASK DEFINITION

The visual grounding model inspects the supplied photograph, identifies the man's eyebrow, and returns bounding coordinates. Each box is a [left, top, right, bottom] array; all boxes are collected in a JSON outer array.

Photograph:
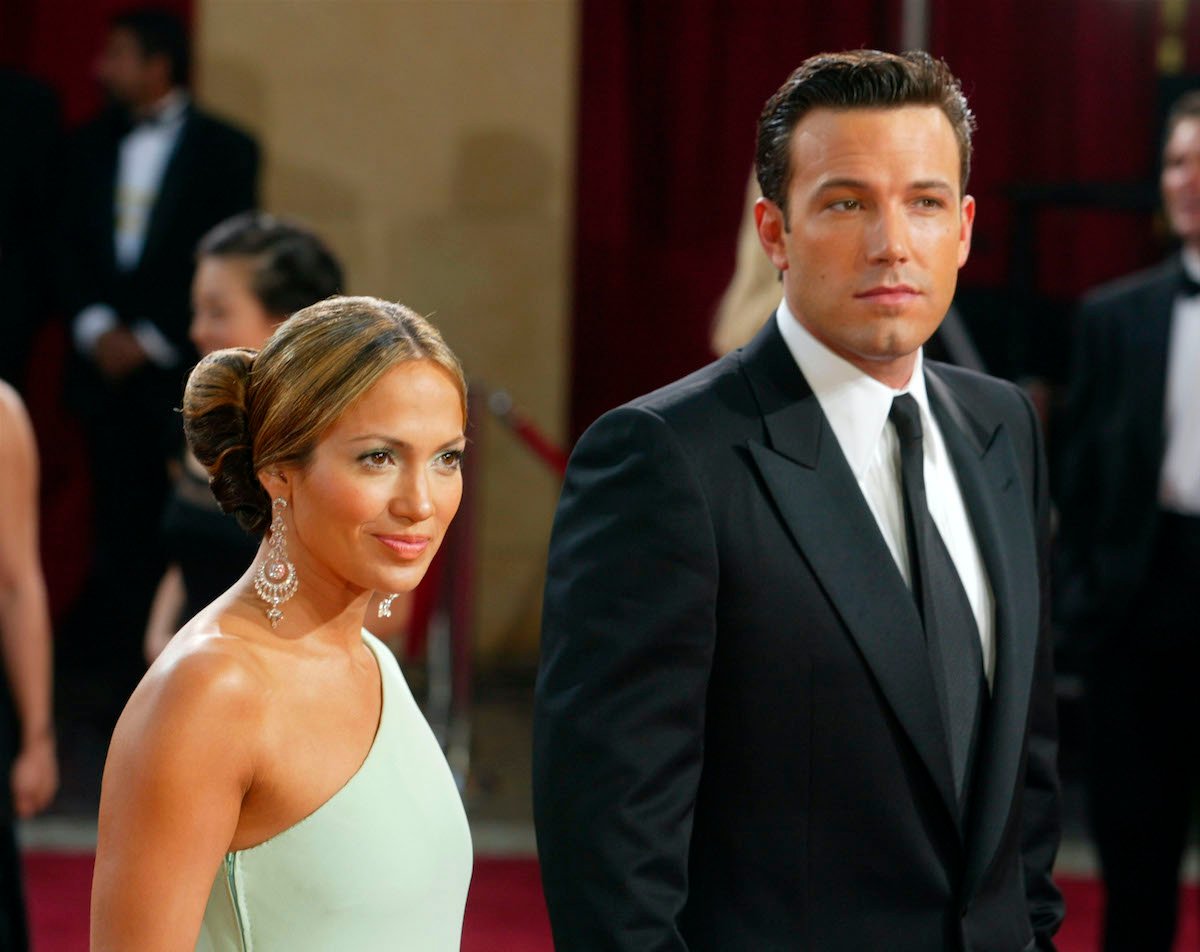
[[814, 177, 869, 192], [909, 179, 955, 192], [812, 177, 956, 193]]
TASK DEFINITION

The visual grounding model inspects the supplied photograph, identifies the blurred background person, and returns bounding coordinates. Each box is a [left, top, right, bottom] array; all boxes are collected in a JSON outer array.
[[0, 380, 59, 951], [143, 212, 344, 663], [0, 68, 60, 394], [1056, 90, 1200, 952], [57, 6, 259, 713]]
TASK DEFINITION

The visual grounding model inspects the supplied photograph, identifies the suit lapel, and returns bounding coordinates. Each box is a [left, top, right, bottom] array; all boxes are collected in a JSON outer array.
[[139, 109, 194, 271], [925, 368, 1039, 896], [1130, 258, 1179, 456], [96, 127, 120, 276], [740, 322, 959, 824]]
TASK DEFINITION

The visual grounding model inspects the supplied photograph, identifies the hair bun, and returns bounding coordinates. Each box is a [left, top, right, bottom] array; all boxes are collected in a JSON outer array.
[[182, 348, 271, 534]]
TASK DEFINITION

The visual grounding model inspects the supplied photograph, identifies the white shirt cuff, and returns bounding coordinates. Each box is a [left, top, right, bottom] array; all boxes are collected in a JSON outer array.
[[131, 320, 180, 368], [72, 304, 118, 355]]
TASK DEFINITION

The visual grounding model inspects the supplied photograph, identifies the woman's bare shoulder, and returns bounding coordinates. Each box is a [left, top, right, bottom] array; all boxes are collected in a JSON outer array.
[[111, 622, 272, 766]]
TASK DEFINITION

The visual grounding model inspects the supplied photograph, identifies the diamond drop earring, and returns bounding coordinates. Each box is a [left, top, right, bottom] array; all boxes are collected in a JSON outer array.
[[378, 594, 398, 618], [254, 497, 299, 628]]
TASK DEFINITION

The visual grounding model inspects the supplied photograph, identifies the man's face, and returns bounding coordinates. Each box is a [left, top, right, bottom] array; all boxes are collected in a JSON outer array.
[[95, 27, 160, 109], [1163, 116, 1200, 247], [755, 106, 974, 386]]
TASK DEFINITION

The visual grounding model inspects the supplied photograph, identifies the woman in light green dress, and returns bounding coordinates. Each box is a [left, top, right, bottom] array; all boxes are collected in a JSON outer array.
[[91, 297, 473, 951]]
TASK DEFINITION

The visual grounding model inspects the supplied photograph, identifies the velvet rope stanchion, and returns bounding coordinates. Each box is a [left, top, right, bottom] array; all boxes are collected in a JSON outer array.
[[486, 389, 570, 478]]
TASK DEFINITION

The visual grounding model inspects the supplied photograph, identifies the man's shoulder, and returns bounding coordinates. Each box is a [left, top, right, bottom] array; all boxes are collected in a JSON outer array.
[[630, 353, 738, 410], [576, 351, 754, 454], [1080, 256, 1179, 315], [185, 105, 259, 155], [927, 361, 1033, 429]]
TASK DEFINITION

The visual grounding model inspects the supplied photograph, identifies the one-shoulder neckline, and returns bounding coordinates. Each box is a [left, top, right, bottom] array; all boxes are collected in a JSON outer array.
[[228, 632, 388, 856]]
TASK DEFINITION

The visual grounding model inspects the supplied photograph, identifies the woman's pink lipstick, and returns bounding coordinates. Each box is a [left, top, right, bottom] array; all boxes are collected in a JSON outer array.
[[376, 535, 431, 559]]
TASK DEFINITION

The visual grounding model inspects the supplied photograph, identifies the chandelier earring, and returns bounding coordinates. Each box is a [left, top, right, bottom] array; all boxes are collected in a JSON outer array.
[[254, 497, 299, 628], [378, 594, 399, 619]]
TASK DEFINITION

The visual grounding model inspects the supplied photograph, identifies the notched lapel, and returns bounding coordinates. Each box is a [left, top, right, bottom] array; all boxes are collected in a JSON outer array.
[[139, 113, 193, 270], [747, 436, 959, 825], [926, 370, 1040, 894]]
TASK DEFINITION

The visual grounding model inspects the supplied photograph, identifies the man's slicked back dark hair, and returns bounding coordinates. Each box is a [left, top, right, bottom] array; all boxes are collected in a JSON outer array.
[[112, 6, 190, 87], [755, 49, 975, 214]]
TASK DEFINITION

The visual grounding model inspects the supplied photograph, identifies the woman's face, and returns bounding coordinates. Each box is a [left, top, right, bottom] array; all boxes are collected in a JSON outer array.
[[275, 360, 466, 601], [190, 255, 280, 355]]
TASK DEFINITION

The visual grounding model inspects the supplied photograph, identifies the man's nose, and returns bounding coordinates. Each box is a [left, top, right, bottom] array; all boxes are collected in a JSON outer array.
[[866, 206, 911, 264]]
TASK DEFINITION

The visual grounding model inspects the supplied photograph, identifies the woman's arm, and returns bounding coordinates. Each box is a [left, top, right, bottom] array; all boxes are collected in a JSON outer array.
[[91, 645, 262, 951], [0, 382, 57, 817], [144, 564, 186, 664]]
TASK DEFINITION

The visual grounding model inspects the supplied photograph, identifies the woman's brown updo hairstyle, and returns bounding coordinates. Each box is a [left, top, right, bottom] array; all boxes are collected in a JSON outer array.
[[182, 296, 467, 535]]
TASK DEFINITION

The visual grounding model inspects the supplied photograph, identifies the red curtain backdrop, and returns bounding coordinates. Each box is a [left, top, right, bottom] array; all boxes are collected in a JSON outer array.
[[928, 0, 1176, 298], [570, 0, 1200, 436], [0, 0, 192, 125], [570, 0, 899, 437]]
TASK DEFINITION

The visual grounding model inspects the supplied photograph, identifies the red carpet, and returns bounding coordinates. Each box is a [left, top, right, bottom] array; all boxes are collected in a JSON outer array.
[[20, 852, 1199, 951]]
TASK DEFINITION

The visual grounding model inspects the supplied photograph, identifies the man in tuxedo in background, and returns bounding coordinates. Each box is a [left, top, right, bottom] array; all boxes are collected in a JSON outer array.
[[0, 69, 59, 392], [534, 50, 1062, 951], [59, 6, 257, 701], [1056, 90, 1200, 952]]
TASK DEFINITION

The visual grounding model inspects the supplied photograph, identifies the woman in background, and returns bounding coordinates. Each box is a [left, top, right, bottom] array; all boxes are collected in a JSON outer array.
[[143, 213, 343, 662], [92, 297, 472, 949], [0, 381, 58, 950]]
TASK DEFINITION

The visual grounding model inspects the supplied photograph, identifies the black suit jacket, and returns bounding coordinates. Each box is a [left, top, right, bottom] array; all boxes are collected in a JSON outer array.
[[0, 69, 60, 389], [59, 101, 259, 360], [1054, 255, 1181, 641], [534, 319, 1062, 951]]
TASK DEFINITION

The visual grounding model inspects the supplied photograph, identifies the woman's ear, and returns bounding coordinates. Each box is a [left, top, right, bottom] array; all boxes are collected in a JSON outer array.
[[258, 467, 289, 500]]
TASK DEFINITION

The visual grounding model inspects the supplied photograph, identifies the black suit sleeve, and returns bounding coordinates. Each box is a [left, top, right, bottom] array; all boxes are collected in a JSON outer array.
[[533, 405, 717, 952], [1018, 387, 1065, 950], [1053, 300, 1113, 640]]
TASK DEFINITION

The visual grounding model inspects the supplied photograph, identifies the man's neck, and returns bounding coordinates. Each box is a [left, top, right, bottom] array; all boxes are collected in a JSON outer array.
[[130, 86, 182, 122]]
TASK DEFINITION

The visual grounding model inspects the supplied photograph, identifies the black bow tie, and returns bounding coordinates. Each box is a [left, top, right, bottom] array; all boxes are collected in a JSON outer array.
[[1180, 270, 1200, 298]]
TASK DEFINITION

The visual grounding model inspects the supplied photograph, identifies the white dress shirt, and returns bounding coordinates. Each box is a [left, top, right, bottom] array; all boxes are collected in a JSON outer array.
[[775, 301, 997, 686], [1159, 248, 1200, 515], [72, 90, 189, 367]]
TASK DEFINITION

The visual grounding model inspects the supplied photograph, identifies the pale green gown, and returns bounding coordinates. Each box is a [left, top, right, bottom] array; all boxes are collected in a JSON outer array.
[[195, 631, 473, 950]]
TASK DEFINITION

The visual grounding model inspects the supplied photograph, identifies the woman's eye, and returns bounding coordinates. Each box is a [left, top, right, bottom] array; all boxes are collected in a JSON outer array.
[[436, 450, 465, 471], [361, 450, 394, 469]]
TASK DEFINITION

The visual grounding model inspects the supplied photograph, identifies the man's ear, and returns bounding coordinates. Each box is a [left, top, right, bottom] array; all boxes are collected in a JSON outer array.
[[754, 197, 790, 272]]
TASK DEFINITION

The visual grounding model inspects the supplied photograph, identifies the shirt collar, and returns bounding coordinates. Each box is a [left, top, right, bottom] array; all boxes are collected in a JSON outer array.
[[1183, 247, 1200, 284], [131, 90, 189, 130], [774, 297, 932, 479]]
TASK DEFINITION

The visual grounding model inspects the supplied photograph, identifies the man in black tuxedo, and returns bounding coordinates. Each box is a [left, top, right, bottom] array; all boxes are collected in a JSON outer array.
[[0, 69, 59, 392], [534, 50, 1062, 951], [1056, 90, 1200, 952], [59, 7, 257, 695]]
